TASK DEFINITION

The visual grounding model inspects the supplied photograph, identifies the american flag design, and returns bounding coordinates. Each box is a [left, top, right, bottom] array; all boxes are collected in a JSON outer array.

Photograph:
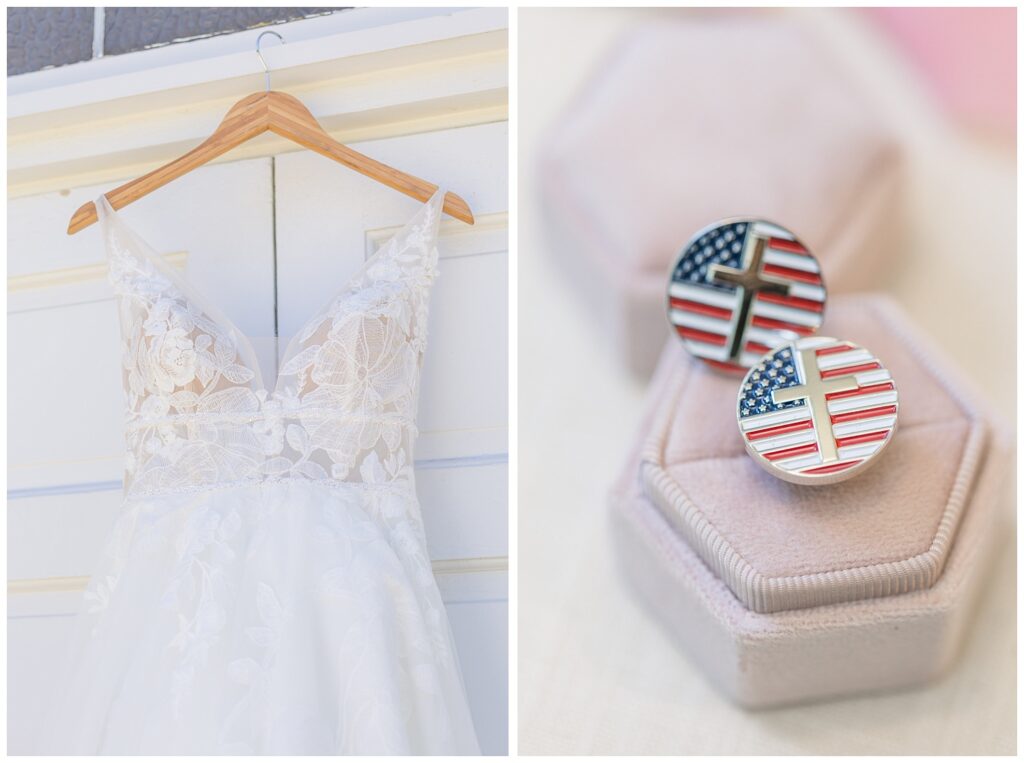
[[668, 220, 826, 373], [737, 337, 899, 485]]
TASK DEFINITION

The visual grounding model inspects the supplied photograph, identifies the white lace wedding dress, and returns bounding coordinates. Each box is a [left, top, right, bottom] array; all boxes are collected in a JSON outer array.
[[38, 189, 481, 754]]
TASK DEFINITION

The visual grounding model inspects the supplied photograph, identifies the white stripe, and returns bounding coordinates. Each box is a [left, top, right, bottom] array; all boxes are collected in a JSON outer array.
[[669, 309, 732, 336], [740, 405, 812, 431], [764, 249, 820, 273], [751, 429, 817, 453], [816, 348, 874, 370], [832, 415, 897, 437], [745, 326, 789, 348], [752, 301, 821, 327], [827, 390, 899, 414], [775, 452, 822, 471], [787, 282, 826, 302], [795, 336, 839, 351], [837, 441, 886, 461], [855, 368, 891, 385], [686, 340, 731, 362], [751, 221, 794, 240], [669, 281, 738, 310]]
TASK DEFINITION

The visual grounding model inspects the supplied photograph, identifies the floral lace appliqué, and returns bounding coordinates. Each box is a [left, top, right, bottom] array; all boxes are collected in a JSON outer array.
[[99, 192, 442, 500]]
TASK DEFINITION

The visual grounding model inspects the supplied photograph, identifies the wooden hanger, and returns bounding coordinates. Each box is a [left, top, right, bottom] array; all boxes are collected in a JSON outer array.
[[67, 31, 474, 234]]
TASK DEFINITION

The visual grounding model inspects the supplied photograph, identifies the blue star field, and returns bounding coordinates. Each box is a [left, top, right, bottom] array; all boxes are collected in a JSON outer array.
[[672, 222, 748, 292], [739, 345, 806, 418]]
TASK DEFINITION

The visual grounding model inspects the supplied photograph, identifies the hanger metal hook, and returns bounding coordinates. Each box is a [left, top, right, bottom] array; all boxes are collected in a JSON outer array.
[[255, 30, 285, 92]]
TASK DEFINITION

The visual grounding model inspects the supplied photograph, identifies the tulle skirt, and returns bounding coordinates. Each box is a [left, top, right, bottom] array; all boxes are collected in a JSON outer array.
[[37, 478, 480, 754]]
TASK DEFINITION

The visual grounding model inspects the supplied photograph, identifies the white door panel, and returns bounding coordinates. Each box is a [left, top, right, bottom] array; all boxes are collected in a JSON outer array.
[[444, 581, 510, 757], [417, 462, 509, 561], [8, 300, 124, 472], [8, 491, 121, 581], [8, 614, 79, 755]]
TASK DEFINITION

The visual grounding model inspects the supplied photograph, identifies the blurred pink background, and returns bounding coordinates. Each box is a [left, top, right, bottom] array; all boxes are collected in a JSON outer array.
[[862, 7, 1016, 136]]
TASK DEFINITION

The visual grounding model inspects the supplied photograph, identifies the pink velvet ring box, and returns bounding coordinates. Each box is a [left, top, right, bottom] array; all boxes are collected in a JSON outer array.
[[538, 16, 903, 377], [610, 294, 1012, 707]]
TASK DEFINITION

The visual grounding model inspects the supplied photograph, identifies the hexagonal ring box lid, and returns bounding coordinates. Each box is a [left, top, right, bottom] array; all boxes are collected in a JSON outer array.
[[538, 15, 902, 376], [638, 295, 989, 614]]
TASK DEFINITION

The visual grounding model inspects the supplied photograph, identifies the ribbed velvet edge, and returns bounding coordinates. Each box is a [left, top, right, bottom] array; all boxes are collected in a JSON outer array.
[[639, 294, 990, 614]]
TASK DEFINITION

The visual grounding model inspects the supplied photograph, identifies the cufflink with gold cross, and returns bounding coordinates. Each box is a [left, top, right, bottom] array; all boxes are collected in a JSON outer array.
[[666, 219, 826, 374], [736, 337, 899, 485]]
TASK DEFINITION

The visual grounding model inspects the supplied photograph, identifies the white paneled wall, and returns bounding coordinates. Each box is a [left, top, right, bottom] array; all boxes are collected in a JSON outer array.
[[8, 8, 507, 755]]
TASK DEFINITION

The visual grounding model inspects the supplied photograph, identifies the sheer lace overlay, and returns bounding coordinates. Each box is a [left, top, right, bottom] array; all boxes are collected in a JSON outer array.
[[100, 193, 441, 499], [38, 191, 481, 755]]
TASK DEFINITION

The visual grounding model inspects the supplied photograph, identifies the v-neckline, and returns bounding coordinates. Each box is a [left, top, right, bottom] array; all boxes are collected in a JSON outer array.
[[97, 189, 444, 396]]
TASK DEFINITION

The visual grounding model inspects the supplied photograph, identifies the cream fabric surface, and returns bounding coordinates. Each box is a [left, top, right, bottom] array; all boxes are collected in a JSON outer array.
[[519, 7, 1014, 755], [38, 190, 480, 754]]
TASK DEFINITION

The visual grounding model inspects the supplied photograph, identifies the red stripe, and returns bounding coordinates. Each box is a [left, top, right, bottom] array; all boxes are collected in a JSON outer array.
[[830, 404, 898, 424], [669, 297, 733, 320], [744, 340, 773, 355], [750, 315, 815, 335], [826, 381, 895, 401], [756, 292, 823, 313], [800, 459, 863, 476], [835, 430, 891, 449], [768, 237, 809, 254], [703, 359, 747, 374], [674, 325, 727, 346], [820, 362, 881, 379], [763, 442, 818, 462], [746, 418, 814, 441], [816, 343, 855, 356], [762, 264, 822, 284]]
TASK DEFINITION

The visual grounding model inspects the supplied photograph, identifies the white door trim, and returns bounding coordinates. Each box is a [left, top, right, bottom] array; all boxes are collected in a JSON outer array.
[[9, 7, 508, 197]]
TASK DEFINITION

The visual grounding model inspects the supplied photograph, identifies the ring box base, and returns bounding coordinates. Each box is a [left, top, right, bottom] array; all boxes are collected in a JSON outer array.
[[610, 294, 1011, 707]]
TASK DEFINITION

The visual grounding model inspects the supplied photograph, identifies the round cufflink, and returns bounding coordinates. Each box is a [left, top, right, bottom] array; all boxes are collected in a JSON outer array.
[[737, 337, 899, 485], [667, 219, 826, 374]]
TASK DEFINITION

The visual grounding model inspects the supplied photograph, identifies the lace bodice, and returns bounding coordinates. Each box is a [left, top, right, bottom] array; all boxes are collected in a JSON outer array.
[[99, 191, 443, 500]]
